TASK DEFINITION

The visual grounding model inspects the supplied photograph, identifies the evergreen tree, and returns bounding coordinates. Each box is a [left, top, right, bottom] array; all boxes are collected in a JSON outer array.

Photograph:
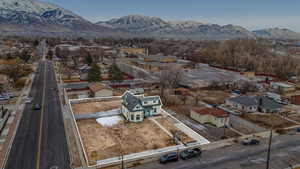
[[86, 52, 93, 65], [108, 64, 124, 84], [88, 64, 102, 82]]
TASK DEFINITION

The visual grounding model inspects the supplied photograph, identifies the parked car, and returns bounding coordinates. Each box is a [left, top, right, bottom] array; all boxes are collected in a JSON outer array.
[[6, 93, 15, 98], [242, 138, 260, 145], [0, 95, 9, 101], [33, 104, 41, 110], [159, 152, 178, 164], [25, 97, 32, 104], [180, 148, 202, 160]]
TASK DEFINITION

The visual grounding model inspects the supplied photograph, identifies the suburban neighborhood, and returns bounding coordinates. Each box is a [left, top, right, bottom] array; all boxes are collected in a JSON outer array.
[[0, 1, 300, 169]]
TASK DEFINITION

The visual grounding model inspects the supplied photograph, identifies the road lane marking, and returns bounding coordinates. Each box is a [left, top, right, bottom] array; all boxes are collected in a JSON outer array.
[[36, 61, 47, 169]]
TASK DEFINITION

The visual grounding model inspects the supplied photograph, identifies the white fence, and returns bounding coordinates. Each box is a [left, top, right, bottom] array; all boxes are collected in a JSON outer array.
[[68, 96, 210, 169]]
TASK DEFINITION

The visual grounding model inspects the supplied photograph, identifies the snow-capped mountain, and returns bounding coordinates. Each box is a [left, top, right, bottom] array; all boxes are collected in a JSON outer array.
[[0, 1, 299, 39], [97, 15, 254, 39], [0, 0, 115, 36], [253, 28, 300, 40]]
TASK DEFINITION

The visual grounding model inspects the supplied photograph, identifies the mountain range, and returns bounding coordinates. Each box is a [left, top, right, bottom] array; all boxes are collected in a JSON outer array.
[[0, 0, 300, 40]]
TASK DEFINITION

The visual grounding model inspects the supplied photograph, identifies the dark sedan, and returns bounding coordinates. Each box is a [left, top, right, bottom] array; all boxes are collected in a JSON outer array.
[[180, 148, 202, 160]]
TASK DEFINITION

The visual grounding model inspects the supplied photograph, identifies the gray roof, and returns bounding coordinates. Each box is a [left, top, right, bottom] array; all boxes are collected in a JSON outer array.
[[122, 92, 140, 112], [122, 92, 162, 112], [141, 96, 160, 102], [228, 96, 282, 111], [228, 96, 258, 107], [256, 96, 282, 110]]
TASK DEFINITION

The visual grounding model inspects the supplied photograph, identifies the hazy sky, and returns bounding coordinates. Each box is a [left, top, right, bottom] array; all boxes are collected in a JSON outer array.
[[42, 0, 300, 31]]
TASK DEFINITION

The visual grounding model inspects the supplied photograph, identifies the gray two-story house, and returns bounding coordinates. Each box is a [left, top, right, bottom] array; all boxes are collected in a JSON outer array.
[[121, 91, 162, 122]]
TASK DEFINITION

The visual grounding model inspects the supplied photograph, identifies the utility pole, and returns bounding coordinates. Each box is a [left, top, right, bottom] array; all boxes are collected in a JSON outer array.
[[121, 154, 124, 169], [266, 129, 273, 169]]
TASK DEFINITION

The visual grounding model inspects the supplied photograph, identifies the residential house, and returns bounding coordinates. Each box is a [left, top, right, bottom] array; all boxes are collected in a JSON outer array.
[[89, 83, 113, 97], [120, 48, 146, 56], [242, 71, 255, 79], [129, 88, 145, 95], [121, 91, 162, 122], [271, 82, 296, 92], [225, 96, 283, 113], [190, 108, 229, 128]]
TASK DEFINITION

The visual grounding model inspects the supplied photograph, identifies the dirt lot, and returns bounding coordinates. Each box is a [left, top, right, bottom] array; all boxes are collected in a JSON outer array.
[[155, 117, 194, 143], [77, 118, 175, 165], [241, 114, 296, 129], [196, 90, 231, 105], [72, 99, 122, 115]]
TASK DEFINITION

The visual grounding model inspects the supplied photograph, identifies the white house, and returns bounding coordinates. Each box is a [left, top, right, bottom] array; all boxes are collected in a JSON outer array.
[[121, 91, 162, 122]]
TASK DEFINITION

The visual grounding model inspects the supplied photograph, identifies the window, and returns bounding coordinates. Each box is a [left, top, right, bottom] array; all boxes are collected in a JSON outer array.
[[144, 101, 148, 104], [153, 108, 157, 113], [136, 114, 141, 121], [131, 114, 134, 121]]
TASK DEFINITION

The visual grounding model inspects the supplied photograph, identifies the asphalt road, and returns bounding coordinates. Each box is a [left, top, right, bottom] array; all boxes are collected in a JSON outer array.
[[135, 134, 300, 169], [4, 60, 70, 169]]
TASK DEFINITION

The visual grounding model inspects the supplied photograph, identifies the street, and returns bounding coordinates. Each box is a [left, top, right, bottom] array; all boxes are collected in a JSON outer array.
[[134, 134, 300, 169], [4, 60, 70, 169]]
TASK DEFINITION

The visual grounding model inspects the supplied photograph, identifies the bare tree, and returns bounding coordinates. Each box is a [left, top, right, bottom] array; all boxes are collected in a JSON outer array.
[[159, 66, 183, 97], [192, 90, 202, 106]]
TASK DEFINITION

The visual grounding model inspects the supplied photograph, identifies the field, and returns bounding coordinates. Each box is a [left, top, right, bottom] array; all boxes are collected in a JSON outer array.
[[77, 117, 176, 165], [196, 90, 231, 104], [72, 99, 122, 115], [241, 114, 296, 129]]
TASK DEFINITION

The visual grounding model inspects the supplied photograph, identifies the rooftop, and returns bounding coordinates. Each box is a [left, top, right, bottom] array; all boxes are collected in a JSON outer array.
[[122, 91, 161, 111], [192, 107, 228, 118], [228, 95, 283, 110], [88, 83, 110, 93]]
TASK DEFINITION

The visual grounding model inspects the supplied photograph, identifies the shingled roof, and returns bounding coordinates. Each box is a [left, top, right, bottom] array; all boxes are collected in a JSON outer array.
[[227, 95, 283, 111], [192, 107, 228, 118], [122, 91, 141, 112], [122, 91, 162, 112]]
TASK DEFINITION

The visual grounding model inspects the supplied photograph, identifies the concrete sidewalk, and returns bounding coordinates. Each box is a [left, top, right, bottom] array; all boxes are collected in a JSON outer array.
[[74, 109, 121, 120]]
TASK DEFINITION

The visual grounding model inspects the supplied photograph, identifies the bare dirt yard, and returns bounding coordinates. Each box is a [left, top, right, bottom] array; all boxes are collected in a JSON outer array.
[[76, 118, 175, 165], [155, 117, 195, 143], [241, 114, 296, 129], [72, 99, 122, 115], [196, 90, 231, 105]]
